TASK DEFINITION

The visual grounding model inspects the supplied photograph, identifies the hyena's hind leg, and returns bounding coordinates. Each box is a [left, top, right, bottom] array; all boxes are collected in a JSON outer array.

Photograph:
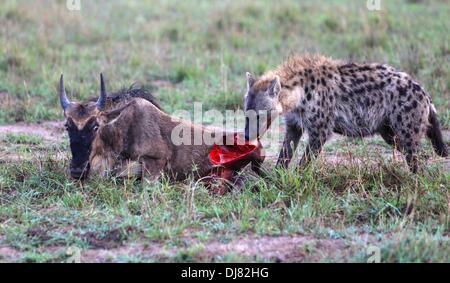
[[426, 110, 448, 157], [379, 118, 418, 172], [377, 119, 418, 170], [378, 119, 396, 147], [390, 125, 421, 173], [276, 124, 303, 168], [391, 108, 428, 173]]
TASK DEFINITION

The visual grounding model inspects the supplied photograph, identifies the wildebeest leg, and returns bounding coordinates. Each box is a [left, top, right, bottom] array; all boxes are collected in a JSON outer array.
[[249, 144, 265, 176], [276, 125, 302, 168], [141, 157, 166, 181], [251, 159, 264, 176], [113, 160, 142, 178]]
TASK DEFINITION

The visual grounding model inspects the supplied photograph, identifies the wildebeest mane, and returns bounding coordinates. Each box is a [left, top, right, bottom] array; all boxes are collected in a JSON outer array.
[[88, 83, 161, 110]]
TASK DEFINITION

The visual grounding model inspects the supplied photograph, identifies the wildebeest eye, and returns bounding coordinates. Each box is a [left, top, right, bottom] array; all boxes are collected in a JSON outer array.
[[90, 121, 99, 132], [65, 118, 75, 130]]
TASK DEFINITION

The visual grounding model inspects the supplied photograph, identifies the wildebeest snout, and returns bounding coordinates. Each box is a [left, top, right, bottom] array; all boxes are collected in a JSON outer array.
[[70, 162, 90, 180]]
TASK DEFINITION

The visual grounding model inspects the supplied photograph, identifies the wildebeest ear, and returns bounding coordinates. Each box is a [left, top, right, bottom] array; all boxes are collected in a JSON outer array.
[[268, 76, 281, 97], [246, 72, 255, 89], [102, 100, 136, 122]]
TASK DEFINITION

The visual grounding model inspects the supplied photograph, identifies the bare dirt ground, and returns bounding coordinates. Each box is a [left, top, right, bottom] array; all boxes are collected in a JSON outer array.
[[0, 233, 368, 262], [0, 121, 66, 163], [0, 121, 65, 143]]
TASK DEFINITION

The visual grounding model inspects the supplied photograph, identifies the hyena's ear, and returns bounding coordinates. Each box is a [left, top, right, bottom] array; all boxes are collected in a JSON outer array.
[[246, 72, 255, 89], [268, 76, 281, 97]]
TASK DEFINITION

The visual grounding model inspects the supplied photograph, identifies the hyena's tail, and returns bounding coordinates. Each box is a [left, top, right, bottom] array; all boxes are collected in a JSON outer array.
[[427, 106, 448, 157]]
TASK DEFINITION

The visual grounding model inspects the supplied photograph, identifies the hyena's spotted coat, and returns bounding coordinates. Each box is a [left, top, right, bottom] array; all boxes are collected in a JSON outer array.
[[244, 54, 448, 172]]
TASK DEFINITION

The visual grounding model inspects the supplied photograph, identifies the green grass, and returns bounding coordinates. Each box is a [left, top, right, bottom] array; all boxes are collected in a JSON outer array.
[[2, 132, 43, 145], [0, 0, 449, 262], [0, 150, 448, 262], [0, 0, 449, 126]]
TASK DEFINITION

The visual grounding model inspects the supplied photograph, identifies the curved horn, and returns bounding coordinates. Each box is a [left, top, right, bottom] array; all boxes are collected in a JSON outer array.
[[59, 74, 71, 110], [96, 73, 107, 110]]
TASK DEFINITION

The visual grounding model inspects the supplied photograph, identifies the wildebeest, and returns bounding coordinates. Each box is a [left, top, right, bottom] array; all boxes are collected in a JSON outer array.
[[59, 74, 160, 179], [58, 74, 263, 183]]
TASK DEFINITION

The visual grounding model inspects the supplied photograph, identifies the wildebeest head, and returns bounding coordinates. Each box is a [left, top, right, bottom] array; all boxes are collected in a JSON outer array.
[[59, 74, 108, 179]]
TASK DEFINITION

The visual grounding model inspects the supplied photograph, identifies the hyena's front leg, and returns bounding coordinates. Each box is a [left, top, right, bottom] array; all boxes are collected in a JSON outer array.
[[298, 127, 330, 168], [276, 125, 303, 168]]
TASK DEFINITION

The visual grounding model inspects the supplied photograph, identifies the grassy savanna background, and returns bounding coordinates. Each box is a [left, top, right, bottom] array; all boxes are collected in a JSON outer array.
[[0, 0, 449, 262]]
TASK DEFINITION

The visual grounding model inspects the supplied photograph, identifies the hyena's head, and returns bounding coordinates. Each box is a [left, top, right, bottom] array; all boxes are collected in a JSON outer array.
[[58, 74, 108, 180], [244, 72, 283, 141]]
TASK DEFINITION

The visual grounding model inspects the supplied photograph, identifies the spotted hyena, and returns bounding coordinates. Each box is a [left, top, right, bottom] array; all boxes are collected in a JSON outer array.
[[244, 54, 448, 172]]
